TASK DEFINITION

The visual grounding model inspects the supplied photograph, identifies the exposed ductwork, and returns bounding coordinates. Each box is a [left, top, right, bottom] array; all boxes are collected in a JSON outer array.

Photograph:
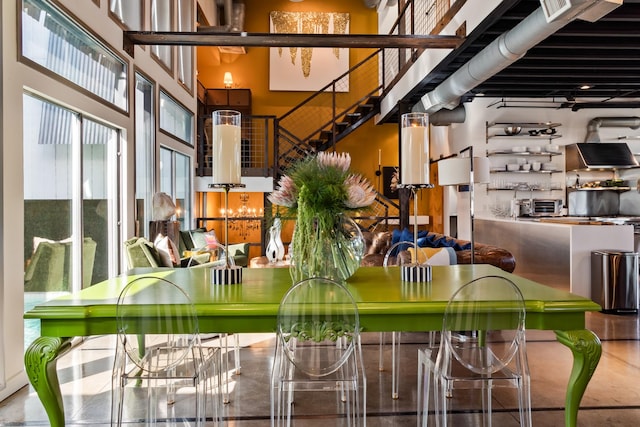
[[199, 0, 243, 31], [420, 1, 621, 114], [584, 117, 640, 143], [411, 104, 466, 126]]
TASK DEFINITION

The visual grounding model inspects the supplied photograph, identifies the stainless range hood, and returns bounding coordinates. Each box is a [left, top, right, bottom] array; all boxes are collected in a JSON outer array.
[[565, 143, 639, 171]]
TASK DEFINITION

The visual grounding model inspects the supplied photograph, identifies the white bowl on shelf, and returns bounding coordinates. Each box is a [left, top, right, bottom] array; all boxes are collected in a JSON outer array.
[[528, 146, 542, 153], [521, 163, 532, 171], [506, 163, 520, 171]]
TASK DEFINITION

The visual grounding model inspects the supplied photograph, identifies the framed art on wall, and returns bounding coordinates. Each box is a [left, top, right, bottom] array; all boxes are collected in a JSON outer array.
[[269, 11, 350, 92]]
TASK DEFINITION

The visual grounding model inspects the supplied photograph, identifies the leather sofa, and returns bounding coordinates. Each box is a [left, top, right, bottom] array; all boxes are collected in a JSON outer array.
[[360, 230, 516, 273]]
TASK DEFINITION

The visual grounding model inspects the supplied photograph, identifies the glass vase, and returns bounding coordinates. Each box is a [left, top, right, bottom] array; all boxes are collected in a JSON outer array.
[[290, 213, 365, 283]]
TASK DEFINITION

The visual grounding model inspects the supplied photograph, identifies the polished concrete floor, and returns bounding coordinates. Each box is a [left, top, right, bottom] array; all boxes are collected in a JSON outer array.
[[1, 312, 639, 426]]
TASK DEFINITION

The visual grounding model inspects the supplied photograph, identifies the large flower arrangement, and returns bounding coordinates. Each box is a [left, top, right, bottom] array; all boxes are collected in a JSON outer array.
[[269, 152, 376, 282]]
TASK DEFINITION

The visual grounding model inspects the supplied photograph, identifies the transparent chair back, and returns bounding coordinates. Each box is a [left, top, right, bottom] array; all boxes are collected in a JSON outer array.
[[186, 242, 240, 404], [419, 275, 531, 427], [112, 276, 221, 426], [380, 240, 430, 399], [271, 277, 366, 426]]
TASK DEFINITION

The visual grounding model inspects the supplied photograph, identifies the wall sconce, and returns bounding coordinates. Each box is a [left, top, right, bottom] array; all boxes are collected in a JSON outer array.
[[223, 72, 233, 88]]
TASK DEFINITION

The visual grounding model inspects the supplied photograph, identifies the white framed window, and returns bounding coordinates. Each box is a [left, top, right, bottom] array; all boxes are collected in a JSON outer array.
[[151, 0, 173, 71], [109, 0, 143, 30], [21, 0, 128, 111], [177, 0, 194, 92], [160, 147, 192, 230], [159, 90, 193, 145]]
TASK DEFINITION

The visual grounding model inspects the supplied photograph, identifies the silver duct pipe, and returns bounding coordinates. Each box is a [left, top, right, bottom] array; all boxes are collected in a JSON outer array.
[[421, 7, 569, 113], [584, 117, 640, 143], [412, 104, 466, 126]]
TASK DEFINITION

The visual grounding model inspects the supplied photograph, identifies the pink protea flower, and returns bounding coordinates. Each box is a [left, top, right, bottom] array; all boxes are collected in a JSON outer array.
[[268, 175, 298, 207], [317, 151, 351, 172], [344, 173, 376, 208]]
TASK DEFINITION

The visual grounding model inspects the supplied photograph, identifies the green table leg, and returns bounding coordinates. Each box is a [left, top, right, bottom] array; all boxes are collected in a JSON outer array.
[[554, 330, 602, 427], [24, 337, 73, 427]]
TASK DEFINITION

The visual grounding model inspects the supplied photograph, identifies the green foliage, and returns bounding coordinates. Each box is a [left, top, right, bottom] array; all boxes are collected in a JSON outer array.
[[282, 320, 360, 343]]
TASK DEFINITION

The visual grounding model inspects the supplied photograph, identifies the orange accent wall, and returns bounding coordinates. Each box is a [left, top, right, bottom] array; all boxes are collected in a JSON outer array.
[[196, 0, 435, 253]]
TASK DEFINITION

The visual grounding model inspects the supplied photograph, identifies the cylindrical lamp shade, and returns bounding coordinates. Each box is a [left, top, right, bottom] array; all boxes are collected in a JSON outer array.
[[212, 110, 242, 185], [400, 112, 430, 185], [438, 157, 490, 186]]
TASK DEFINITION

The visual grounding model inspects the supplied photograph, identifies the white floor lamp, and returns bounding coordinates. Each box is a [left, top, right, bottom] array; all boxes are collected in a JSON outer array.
[[437, 147, 490, 264]]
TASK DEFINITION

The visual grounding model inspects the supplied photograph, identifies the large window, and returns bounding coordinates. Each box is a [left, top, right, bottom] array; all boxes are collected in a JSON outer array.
[[21, 0, 128, 111], [151, 0, 173, 71], [109, 0, 143, 30], [160, 91, 193, 145], [160, 147, 192, 230], [23, 93, 120, 348], [135, 73, 155, 238], [177, 0, 194, 92]]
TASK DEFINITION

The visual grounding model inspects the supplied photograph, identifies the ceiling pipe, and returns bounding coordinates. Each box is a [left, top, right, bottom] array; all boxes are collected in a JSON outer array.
[[584, 117, 640, 143], [412, 103, 466, 126], [421, 7, 573, 113]]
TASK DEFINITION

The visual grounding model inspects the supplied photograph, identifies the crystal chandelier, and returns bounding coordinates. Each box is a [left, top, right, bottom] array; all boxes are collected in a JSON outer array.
[[221, 193, 262, 239]]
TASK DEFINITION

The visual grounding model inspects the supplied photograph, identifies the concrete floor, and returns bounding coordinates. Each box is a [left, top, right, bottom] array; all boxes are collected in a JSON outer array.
[[1, 311, 639, 426]]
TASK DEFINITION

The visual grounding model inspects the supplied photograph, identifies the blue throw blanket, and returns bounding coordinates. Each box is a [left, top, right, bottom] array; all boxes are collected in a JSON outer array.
[[390, 228, 471, 256]]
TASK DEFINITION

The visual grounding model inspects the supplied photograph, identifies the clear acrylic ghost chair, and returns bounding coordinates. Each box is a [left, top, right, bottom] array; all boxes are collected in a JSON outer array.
[[111, 276, 221, 426], [380, 240, 433, 399], [417, 275, 532, 427], [187, 242, 241, 404], [270, 277, 366, 426]]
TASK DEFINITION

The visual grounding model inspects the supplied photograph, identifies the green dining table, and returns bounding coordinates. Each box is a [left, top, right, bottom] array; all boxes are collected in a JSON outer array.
[[24, 264, 602, 427]]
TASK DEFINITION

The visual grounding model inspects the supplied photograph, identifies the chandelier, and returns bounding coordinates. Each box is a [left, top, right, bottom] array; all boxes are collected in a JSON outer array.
[[220, 193, 262, 239]]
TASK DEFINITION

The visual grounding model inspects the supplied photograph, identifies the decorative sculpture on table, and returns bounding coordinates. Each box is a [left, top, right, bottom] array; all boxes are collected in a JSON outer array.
[[266, 216, 286, 263], [208, 109, 244, 285], [149, 192, 180, 249]]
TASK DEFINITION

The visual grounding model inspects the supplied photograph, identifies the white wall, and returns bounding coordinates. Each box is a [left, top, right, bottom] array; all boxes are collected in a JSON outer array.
[[1, 0, 197, 400], [445, 98, 640, 240]]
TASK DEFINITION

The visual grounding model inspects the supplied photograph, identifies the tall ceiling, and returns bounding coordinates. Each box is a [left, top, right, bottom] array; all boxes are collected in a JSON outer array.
[[402, 0, 640, 113]]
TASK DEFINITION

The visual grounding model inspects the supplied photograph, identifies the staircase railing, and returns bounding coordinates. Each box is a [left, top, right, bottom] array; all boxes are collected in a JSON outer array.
[[275, 49, 383, 174], [269, 0, 463, 229]]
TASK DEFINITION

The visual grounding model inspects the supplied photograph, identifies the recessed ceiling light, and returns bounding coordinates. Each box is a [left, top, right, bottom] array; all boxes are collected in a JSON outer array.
[[579, 84, 592, 90]]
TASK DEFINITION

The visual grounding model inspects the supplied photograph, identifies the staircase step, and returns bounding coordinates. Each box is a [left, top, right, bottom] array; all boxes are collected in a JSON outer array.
[[355, 103, 374, 114], [336, 122, 349, 132], [345, 113, 362, 124], [320, 129, 334, 140], [367, 95, 381, 105], [308, 139, 323, 149]]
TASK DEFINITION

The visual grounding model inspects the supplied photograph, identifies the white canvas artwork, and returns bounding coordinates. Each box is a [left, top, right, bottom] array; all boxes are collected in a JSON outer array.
[[269, 11, 350, 92]]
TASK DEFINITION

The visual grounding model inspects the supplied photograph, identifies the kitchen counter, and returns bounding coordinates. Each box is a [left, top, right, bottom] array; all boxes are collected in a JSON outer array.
[[475, 217, 635, 298]]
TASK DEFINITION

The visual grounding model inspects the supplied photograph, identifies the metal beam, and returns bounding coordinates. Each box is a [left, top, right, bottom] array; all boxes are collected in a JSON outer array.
[[123, 31, 464, 56]]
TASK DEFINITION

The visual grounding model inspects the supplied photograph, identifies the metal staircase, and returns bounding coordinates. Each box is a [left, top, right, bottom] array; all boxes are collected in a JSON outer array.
[[273, 49, 400, 231]]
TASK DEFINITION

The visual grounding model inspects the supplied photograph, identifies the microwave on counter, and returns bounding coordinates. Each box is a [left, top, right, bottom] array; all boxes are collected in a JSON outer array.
[[511, 198, 563, 217]]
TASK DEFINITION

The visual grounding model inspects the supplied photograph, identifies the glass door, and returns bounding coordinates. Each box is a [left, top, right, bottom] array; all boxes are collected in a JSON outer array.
[[23, 93, 120, 348]]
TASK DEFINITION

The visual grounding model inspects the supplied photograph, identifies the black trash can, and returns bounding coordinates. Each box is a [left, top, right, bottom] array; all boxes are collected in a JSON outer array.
[[591, 250, 639, 314]]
